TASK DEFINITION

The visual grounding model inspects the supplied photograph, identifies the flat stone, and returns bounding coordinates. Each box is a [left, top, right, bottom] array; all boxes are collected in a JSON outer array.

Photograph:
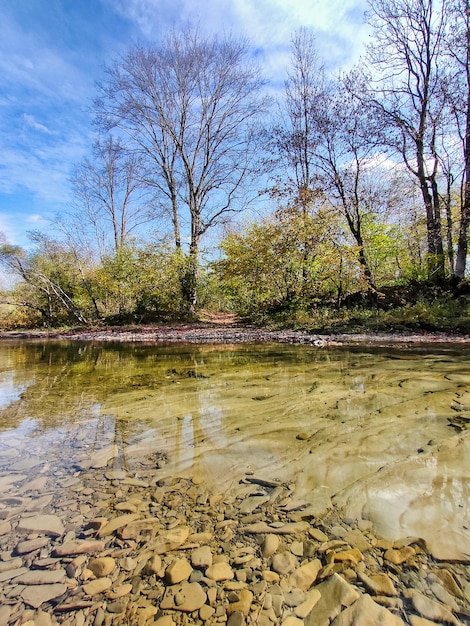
[[83, 577, 113, 596], [191, 545, 213, 569], [0, 566, 28, 582], [15, 537, 50, 554], [153, 526, 190, 554], [309, 528, 329, 542], [272, 551, 298, 575], [227, 612, 245, 626], [107, 583, 133, 599], [166, 558, 193, 584], [409, 617, 441, 626], [282, 618, 304, 626], [261, 534, 280, 558], [343, 530, 372, 553], [0, 557, 23, 573], [14, 569, 66, 585], [331, 593, 405, 625], [97, 513, 140, 537], [288, 559, 322, 590], [333, 548, 364, 564], [52, 539, 105, 556], [88, 557, 116, 577], [205, 561, 234, 581], [17, 514, 64, 537], [155, 617, 175, 626], [0, 520, 11, 535], [411, 591, 461, 625], [241, 521, 310, 535], [295, 589, 322, 618], [357, 571, 398, 596], [226, 589, 254, 616], [21, 583, 67, 608], [144, 554, 162, 575], [304, 573, 361, 626], [384, 546, 415, 564], [160, 581, 207, 612], [200, 604, 215, 620]]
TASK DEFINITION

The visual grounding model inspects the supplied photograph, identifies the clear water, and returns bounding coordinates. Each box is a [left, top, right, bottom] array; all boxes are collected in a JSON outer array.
[[0, 340, 469, 560]]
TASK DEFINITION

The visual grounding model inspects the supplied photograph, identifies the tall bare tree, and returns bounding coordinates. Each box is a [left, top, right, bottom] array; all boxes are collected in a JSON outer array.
[[94, 26, 267, 309], [365, 0, 449, 280], [444, 0, 470, 279], [70, 135, 152, 259]]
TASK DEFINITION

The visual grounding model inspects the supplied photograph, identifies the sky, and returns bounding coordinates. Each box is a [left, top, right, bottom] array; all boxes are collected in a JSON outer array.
[[0, 0, 370, 249]]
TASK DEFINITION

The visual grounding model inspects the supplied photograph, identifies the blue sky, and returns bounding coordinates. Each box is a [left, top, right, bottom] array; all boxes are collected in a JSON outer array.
[[0, 0, 369, 249]]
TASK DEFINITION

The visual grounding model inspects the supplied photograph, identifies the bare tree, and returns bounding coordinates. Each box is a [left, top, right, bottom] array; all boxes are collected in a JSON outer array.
[[444, 0, 470, 279], [70, 135, 153, 258], [94, 26, 268, 309], [365, 0, 449, 280]]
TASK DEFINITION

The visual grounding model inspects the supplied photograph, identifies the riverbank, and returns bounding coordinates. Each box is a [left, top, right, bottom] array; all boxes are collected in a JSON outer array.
[[1, 322, 470, 348]]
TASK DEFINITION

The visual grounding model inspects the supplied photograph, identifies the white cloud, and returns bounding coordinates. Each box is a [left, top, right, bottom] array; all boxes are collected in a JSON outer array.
[[23, 114, 53, 135], [110, 0, 370, 74]]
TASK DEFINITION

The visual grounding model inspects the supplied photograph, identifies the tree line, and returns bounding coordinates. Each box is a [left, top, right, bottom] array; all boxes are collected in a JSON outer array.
[[1, 0, 470, 328]]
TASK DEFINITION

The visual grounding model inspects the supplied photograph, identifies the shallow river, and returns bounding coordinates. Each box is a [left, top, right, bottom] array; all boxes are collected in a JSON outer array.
[[0, 340, 469, 561]]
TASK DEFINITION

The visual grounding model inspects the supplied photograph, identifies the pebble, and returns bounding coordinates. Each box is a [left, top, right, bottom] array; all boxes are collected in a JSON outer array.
[[88, 556, 115, 577], [0, 449, 468, 626]]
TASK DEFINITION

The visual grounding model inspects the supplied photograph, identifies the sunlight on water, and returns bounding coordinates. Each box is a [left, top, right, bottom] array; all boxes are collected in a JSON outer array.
[[0, 340, 469, 559]]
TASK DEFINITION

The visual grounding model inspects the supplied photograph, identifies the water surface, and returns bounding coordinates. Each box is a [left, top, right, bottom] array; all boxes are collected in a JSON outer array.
[[0, 340, 469, 560]]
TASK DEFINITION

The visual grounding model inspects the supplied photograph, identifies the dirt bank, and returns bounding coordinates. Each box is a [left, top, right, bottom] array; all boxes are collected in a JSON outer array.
[[0, 323, 470, 348]]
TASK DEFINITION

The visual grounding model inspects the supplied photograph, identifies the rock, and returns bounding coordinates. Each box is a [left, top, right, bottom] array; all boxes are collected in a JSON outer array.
[[52, 539, 105, 556], [21, 583, 67, 608], [331, 593, 405, 625], [333, 548, 364, 564], [295, 588, 322, 618], [83, 577, 113, 596], [17, 514, 64, 537], [288, 559, 322, 590], [0, 557, 23, 572], [153, 526, 190, 554], [343, 530, 372, 553], [14, 569, 66, 585], [429, 569, 464, 599], [0, 566, 29, 582], [284, 589, 306, 607], [88, 557, 116, 577], [242, 521, 310, 535], [384, 546, 415, 564], [309, 528, 329, 542], [357, 571, 398, 596], [227, 612, 245, 626], [200, 604, 216, 620], [271, 551, 298, 575], [191, 545, 213, 569], [205, 561, 234, 581], [261, 534, 280, 558], [226, 589, 254, 616], [166, 558, 193, 584], [410, 590, 461, 625], [304, 573, 361, 626], [409, 617, 441, 626], [107, 583, 133, 599], [282, 618, 304, 626], [155, 617, 175, 626], [15, 537, 50, 554], [144, 554, 162, 575], [0, 520, 11, 535], [97, 513, 140, 537], [160, 581, 207, 612]]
